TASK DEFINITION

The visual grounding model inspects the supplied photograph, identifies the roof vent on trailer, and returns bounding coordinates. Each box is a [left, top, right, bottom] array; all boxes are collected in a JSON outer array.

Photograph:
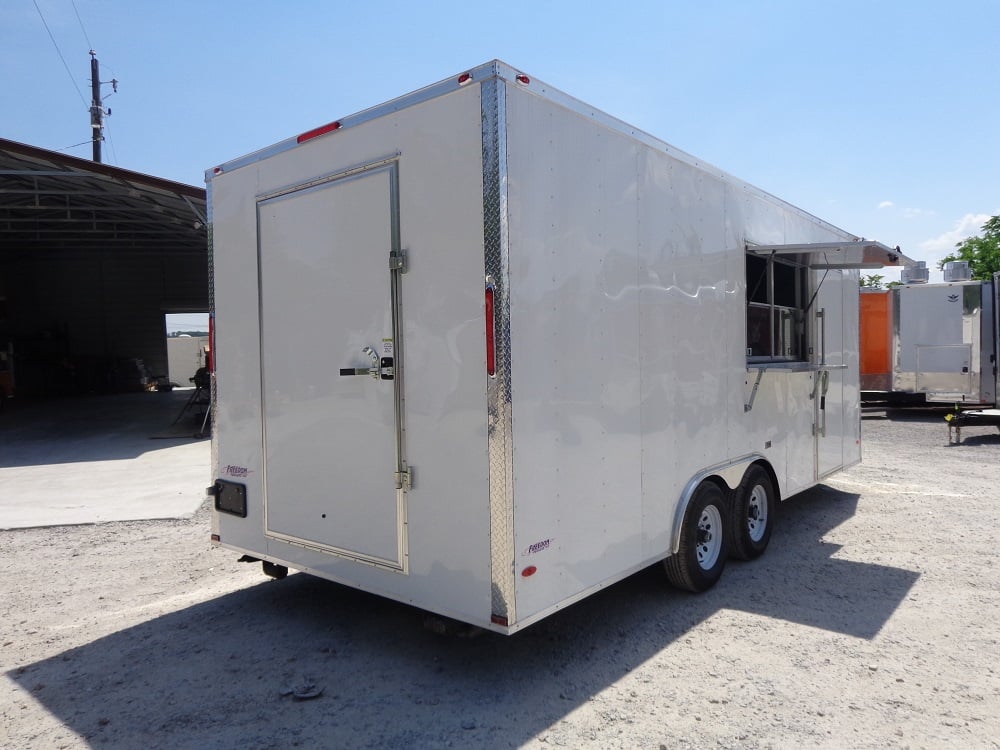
[[942, 260, 972, 282], [901, 261, 929, 284]]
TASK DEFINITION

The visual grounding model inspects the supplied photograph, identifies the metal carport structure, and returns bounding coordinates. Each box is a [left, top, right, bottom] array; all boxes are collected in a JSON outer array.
[[0, 138, 207, 398]]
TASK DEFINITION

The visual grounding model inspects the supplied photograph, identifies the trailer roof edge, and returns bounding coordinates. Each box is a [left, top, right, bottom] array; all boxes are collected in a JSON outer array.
[[205, 60, 888, 245]]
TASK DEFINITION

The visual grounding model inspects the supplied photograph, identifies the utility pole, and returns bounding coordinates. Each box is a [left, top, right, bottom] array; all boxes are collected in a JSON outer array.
[[89, 50, 103, 162], [89, 51, 117, 163]]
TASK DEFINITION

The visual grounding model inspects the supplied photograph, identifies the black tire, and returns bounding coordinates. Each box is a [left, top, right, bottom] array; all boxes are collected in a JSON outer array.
[[664, 481, 729, 592], [729, 464, 775, 561], [262, 561, 288, 580]]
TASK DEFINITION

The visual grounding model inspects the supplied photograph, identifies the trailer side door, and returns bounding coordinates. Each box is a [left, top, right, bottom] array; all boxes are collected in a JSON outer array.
[[256, 162, 408, 571]]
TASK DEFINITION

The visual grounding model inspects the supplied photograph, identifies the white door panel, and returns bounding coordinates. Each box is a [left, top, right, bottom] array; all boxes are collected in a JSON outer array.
[[257, 165, 406, 569]]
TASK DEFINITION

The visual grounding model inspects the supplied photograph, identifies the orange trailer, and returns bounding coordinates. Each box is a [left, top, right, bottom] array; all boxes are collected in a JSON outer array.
[[860, 288, 892, 392]]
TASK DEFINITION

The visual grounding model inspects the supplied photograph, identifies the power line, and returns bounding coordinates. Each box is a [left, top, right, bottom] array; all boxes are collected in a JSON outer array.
[[70, 0, 93, 50], [103, 120, 119, 165], [32, 0, 88, 109], [56, 139, 94, 152]]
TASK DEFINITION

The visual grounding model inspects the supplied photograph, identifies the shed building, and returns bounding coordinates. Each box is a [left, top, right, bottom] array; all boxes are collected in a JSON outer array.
[[0, 138, 207, 398]]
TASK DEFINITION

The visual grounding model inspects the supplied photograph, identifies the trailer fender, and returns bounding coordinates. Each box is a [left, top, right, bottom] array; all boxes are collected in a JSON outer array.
[[670, 454, 768, 556]]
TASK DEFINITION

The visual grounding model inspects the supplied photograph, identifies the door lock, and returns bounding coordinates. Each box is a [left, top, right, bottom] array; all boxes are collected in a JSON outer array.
[[379, 356, 394, 380]]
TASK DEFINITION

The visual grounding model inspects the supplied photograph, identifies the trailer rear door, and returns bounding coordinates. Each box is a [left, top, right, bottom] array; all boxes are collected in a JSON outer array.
[[256, 162, 408, 571]]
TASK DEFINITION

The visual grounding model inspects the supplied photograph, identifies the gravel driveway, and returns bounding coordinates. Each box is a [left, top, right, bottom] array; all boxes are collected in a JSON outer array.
[[2, 409, 998, 749]]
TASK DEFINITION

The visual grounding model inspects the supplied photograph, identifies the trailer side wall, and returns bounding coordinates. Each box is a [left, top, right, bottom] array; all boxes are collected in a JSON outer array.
[[502, 83, 859, 623]]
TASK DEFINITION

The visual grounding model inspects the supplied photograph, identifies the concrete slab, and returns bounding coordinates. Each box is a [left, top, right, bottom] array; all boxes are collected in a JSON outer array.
[[0, 390, 209, 529]]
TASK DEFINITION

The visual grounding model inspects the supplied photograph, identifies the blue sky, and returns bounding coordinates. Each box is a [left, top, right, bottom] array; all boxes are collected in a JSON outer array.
[[4, 0, 998, 281]]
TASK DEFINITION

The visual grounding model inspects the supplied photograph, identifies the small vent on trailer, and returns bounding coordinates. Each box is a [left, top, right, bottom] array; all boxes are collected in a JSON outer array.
[[942, 261, 972, 282], [901, 261, 929, 284]]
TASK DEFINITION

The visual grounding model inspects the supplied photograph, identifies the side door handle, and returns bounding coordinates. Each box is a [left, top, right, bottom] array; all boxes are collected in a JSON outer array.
[[339, 346, 394, 380], [339, 346, 380, 379]]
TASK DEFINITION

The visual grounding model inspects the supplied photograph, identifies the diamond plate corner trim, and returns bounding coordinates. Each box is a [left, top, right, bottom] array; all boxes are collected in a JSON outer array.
[[206, 187, 218, 473], [483, 78, 516, 624]]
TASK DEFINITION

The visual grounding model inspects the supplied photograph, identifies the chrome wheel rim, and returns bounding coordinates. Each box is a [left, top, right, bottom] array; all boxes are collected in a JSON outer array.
[[696, 504, 723, 569], [747, 484, 769, 543]]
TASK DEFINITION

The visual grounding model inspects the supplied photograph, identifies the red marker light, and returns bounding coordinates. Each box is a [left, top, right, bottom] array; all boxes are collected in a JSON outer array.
[[458, 72, 473, 85], [521, 565, 537, 577], [213, 166, 223, 174], [515, 74, 530, 85], [485, 286, 496, 376], [297, 121, 342, 143]]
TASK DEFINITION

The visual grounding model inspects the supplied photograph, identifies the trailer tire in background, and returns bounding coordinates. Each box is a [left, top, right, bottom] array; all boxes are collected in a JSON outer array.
[[262, 561, 288, 580], [729, 463, 776, 561], [664, 481, 730, 592]]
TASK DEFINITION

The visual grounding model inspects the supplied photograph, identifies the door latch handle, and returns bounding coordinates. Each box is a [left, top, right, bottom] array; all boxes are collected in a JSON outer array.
[[339, 367, 375, 377], [339, 346, 393, 380]]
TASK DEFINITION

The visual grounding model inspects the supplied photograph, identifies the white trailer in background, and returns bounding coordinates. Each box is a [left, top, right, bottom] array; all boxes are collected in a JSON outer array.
[[893, 276, 996, 406], [206, 61, 907, 634], [942, 269, 1000, 442], [861, 261, 997, 406]]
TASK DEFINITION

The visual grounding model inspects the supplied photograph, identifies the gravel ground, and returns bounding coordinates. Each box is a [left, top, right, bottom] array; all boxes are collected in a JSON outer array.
[[2, 410, 999, 749]]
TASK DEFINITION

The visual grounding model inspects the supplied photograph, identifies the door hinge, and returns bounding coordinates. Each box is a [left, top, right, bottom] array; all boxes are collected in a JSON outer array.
[[389, 250, 406, 273], [395, 466, 413, 491]]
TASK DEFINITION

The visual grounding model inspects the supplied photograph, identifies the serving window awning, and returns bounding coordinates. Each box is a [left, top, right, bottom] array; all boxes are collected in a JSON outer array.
[[747, 241, 914, 270]]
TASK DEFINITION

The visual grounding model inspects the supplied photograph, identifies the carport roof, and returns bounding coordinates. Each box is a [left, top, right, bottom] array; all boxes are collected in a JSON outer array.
[[0, 138, 206, 257]]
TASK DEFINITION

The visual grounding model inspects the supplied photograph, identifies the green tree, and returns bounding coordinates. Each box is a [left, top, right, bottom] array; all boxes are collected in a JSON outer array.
[[938, 215, 1000, 280], [860, 273, 885, 289]]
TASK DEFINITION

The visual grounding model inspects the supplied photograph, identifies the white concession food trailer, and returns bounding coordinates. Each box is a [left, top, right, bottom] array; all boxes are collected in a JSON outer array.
[[206, 60, 908, 634]]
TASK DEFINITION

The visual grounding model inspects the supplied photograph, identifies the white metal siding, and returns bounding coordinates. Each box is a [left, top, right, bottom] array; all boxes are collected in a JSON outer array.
[[504, 86, 644, 620]]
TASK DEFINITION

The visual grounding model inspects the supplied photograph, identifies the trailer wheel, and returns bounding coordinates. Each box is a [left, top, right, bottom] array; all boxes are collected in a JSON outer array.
[[262, 561, 288, 580], [664, 481, 728, 592], [729, 464, 774, 561]]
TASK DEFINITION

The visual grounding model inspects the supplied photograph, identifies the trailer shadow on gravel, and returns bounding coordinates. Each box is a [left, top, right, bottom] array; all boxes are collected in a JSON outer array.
[[10, 485, 919, 749]]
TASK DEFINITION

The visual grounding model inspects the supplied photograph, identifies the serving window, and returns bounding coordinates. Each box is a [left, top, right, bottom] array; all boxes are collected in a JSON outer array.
[[746, 252, 809, 362]]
